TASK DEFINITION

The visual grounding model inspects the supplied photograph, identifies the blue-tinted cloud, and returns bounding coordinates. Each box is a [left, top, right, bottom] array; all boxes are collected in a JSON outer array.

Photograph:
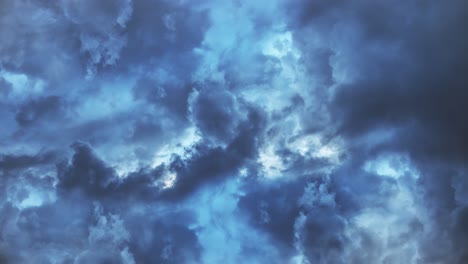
[[1, 0, 467, 263]]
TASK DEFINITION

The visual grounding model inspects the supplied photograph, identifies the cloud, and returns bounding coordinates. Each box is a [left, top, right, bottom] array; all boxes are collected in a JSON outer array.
[[163, 107, 265, 200], [15, 96, 64, 127], [284, 0, 468, 262], [0, 0, 467, 263], [0, 151, 56, 172]]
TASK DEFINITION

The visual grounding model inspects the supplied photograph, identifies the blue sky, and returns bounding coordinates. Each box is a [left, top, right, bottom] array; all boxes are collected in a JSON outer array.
[[0, 0, 467, 263]]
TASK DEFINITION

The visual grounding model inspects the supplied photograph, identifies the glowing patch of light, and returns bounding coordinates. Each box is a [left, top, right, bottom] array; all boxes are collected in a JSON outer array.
[[363, 153, 419, 179], [1, 71, 28, 91], [18, 192, 43, 208], [314, 145, 337, 159], [262, 31, 298, 58], [151, 126, 201, 167], [115, 161, 139, 178], [162, 172, 177, 189], [1, 70, 45, 97], [258, 145, 285, 178], [14, 188, 56, 209], [239, 167, 248, 177], [288, 134, 342, 164]]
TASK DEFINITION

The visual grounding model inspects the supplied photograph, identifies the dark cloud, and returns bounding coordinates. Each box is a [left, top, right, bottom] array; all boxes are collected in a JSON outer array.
[[127, 215, 201, 264], [56, 134, 269, 202], [239, 179, 303, 251], [285, 0, 468, 262], [15, 96, 63, 126], [1, 0, 467, 263], [238, 162, 402, 262], [57, 142, 118, 197], [57, 142, 165, 201], [293, 0, 468, 164], [191, 86, 240, 142], [164, 108, 264, 200], [0, 151, 56, 172], [132, 77, 192, 122]]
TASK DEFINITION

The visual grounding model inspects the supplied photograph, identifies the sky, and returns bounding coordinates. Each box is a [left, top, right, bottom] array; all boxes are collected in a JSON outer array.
[[0, 0, 467, 263]]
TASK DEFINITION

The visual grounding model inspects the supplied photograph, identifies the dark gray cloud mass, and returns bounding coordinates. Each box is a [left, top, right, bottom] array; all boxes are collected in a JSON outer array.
[[0, 0, 467, 263]]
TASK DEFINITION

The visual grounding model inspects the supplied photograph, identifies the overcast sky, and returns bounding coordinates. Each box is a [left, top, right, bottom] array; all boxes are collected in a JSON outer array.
[[1, 0, 467, 263]]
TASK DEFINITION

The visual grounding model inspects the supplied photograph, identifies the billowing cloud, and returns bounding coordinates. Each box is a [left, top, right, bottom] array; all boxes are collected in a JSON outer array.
[[0, 0, 467, 263]]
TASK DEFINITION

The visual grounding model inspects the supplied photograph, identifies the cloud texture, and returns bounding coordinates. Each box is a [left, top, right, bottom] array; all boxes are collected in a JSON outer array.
[[0, 0, 467, 263]]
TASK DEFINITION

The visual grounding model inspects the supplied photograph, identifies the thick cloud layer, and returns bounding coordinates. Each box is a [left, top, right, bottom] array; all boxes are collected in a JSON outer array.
[[1, 0, 467, 263]]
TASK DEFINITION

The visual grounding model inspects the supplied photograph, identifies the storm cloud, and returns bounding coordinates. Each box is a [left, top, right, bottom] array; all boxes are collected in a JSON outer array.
[[0, 0, 467, 263]]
